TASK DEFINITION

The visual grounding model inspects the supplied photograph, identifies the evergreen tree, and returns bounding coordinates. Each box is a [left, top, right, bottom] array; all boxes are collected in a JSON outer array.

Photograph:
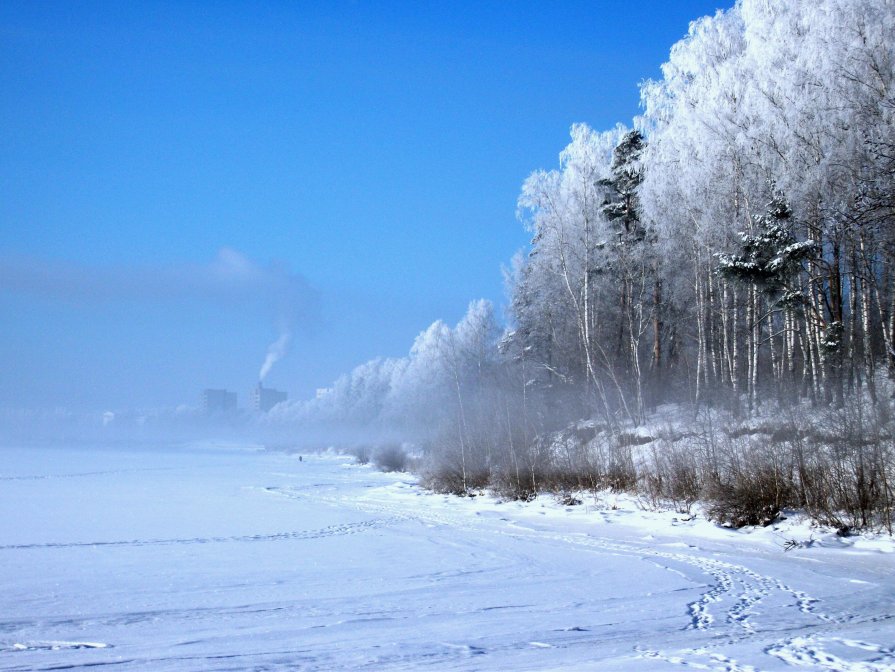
[[717, 189, 816, 304], [600, 129, 646, 241]]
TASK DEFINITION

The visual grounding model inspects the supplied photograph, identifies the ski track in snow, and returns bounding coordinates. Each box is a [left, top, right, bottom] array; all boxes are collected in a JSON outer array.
[[0, 518, 397, 551], [2, 460, 892, 672], [263, 484, 895, 672], [0, 467, 179, 482]]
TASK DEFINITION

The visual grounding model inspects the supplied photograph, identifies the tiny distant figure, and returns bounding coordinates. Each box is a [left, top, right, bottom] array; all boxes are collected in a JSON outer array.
[[299, 455, 302, 462]]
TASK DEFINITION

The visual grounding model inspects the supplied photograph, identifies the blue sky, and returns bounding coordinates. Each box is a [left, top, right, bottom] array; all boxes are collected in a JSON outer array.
[[0, 0, 730, 412]]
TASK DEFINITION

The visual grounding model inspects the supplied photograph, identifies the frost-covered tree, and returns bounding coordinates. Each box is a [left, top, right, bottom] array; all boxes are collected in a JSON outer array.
[[276, 0, 895, 516], [515, 124, 649, 423], [636, 0, 895, 406]]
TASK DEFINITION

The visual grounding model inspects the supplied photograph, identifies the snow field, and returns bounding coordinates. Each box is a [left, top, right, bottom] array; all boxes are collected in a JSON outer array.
[[1, 443, 893, 670]]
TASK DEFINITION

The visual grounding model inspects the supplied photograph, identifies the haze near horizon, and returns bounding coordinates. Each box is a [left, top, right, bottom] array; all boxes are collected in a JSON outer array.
[[0, 1, 729, 412]]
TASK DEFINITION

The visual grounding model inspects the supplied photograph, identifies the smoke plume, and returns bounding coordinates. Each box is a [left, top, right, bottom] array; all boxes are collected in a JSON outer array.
[[1, 248, 319, 383], [259, 330, 292, 382]]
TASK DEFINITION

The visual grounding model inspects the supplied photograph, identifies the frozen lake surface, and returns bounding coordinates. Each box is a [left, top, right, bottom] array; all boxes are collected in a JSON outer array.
[[1, 443, 894, 671]]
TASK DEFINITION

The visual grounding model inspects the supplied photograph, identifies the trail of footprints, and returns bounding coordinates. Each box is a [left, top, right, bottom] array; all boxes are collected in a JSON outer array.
[[299, 486, 829, 631], [7, 482, 888, 670], [766, 637, 895, 671], [284, 485, 893, 672]]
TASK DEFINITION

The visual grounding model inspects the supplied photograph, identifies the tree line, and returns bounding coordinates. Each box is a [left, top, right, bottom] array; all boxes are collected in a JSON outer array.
[[513, 0, 894, 420], [279, 0, 895, 531]]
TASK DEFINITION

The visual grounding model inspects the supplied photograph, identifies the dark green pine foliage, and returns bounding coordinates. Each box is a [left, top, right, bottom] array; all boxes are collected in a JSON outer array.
[[600, 130, 646, 241], [717, 189, 817, 306]]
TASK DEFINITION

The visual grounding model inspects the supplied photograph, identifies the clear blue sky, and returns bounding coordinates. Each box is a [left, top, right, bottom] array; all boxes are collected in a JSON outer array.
[[0, 0, 730, 412]]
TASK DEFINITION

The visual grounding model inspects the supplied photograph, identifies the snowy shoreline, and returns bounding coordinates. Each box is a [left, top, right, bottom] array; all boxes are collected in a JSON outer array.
[[1, 444, 893, 671]]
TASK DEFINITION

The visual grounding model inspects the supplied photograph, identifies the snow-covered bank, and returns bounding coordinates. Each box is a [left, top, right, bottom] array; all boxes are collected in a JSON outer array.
[[1, 444, 893, 671]]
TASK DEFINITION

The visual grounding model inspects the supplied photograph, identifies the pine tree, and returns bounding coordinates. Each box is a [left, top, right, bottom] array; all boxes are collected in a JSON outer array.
[[717, 189, 816, 301], [600, 130, 646, 241]]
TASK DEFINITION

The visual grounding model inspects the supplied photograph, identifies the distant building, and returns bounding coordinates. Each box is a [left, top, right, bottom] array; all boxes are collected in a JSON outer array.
[[253, 383, 287, 412], [202, 389, 237, 414]]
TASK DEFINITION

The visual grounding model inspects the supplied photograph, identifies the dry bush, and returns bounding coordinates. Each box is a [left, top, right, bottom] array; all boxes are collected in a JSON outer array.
[[420, 447, 491, 496], [349, 444, 371, 465], [486, 446, 544, 501], [639, 438, 702, 514], [419, 465, 465, 495], [489, 470, 538, 501], [604, 437, 638, 491], [704, 468, 789, 528], [415, 392, 894, 534], [532, 428, 638, 494], [796, 404, 894, 534], [703, 435, 795, 528], [689, 401, 894, 532], [372, 443, 408, 472]]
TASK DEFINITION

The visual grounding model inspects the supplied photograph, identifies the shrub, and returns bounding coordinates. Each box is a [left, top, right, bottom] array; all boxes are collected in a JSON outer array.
[[421, 451, 491, 496], [350, 444, 371, 465], [638, 438, 701, 514], [704, 460, 792, 528], [373, 443, 408, 472], [489, 468, 538, 501]]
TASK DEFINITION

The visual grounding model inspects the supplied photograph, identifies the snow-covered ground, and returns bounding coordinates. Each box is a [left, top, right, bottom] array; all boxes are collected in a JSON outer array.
[[1, 443, 893, 671]]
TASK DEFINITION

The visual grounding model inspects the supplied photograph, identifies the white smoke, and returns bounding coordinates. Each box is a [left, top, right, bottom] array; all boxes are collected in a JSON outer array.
[[1, 248, 318, 384], [259, 330, 292, 382]]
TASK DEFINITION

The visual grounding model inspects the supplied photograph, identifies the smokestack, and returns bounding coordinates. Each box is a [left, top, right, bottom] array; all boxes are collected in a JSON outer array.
[[252, 381, 287, 412]]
